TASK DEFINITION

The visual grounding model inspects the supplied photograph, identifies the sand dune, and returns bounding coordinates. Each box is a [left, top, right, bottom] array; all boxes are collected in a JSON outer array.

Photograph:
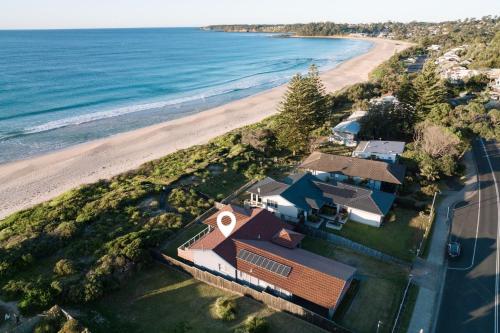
[[0, 37, 412, 219]]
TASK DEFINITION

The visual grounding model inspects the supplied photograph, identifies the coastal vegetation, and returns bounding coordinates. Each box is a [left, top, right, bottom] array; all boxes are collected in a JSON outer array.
[[0, 16, 499, 332], [206, 16, 499, 47]]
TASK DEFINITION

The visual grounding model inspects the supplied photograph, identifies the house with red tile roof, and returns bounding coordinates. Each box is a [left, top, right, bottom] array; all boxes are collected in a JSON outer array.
[[178, 204, 356, 318]]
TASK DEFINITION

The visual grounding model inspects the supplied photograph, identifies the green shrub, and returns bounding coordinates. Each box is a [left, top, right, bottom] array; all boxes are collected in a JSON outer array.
[[213, 297, 237, 321], [34, 322, 58, 333], [54, 259, 76, 276], [420, 184, 439, 196], [17, 284, 55, 315], [59, 319, 83, 333], [235, 316, 269, 333]]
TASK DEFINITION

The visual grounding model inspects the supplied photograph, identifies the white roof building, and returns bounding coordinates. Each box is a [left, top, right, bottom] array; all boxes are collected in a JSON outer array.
[[353, 140, 406, 163]]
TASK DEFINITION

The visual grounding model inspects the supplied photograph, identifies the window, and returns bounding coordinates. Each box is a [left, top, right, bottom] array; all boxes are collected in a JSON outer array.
[[266, 199, 278, 208]]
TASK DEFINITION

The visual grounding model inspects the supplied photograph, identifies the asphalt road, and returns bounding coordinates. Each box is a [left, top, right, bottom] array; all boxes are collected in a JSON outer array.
[[436, 139, 500, 333]]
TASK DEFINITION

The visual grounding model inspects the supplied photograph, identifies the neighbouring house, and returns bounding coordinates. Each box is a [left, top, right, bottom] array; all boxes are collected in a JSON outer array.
[[299, 151, 405, 192], [177, 204, 356, 318], [370, 95, 399, 106], [441, 66, 480, 84], [246, 172, 396, 227], [352, 140, 405, 163], [329, 110, 367, 146]]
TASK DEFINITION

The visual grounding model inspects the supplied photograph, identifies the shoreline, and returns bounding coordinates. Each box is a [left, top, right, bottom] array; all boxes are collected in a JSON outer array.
[[0, 37, 413, 219]]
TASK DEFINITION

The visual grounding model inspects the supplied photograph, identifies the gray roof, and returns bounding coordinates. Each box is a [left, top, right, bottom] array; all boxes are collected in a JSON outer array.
[[313, 181, 396, 215], [247, 177, 289, 196], [299, 152, 406, 185], [354, 140, 406, 155], [238, 239, 356, 281]]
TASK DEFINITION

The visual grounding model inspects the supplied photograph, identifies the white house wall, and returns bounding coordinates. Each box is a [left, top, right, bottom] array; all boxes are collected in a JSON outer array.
[[352, 151, 397, 163], [237, 270, 292, 297], [262, 194, 300, 220], [347, 207, 383, 227], [192, 249, 236, 279]]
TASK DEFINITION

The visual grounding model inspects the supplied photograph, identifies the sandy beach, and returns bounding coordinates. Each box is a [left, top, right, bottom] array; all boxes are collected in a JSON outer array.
[[0, 37, 412, 219]]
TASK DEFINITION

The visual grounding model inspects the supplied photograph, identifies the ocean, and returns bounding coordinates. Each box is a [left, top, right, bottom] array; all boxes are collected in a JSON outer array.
[[0, 28, 372, 163]]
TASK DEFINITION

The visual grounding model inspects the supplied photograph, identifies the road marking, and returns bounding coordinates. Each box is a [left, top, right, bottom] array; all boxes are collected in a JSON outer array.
[[447, 184, 481, 271], [479, 139, 500, 333], [448, 149, 482, 271]]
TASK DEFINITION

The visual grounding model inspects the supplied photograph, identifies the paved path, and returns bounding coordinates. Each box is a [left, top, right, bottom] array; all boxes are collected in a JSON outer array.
[[408, 147, 479, 333]]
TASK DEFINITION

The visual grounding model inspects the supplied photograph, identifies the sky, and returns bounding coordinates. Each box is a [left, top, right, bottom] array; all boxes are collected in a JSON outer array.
[[0, 0, 499, 29]]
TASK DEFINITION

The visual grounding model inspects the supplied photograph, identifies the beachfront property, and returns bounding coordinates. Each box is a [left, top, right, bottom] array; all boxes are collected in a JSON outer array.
[[245, 171, 397, 228], [177, 204, 356, 318], [352, 140, 405, 163], [299, 151, 405, 192], [370, 94, 399, 106], [329, 110, 367, 146]]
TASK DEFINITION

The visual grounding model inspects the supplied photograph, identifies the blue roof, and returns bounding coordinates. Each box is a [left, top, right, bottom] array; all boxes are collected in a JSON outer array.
[[281, 173, 395, 216], [332, 120, 361, 135], [281, 173, 331, 211]]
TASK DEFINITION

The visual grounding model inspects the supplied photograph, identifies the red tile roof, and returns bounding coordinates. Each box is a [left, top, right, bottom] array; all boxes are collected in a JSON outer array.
[[234, 239, 354, 309], [187, 205, 356, 310], [271, 228, 305, 249]]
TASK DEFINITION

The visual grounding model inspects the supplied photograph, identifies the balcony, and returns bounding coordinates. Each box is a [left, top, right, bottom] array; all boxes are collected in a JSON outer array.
[[178, 225, 214, 251], [244, 199, 266, 209]]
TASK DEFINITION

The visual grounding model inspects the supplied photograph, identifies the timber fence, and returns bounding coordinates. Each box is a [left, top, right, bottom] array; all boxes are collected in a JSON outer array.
[[152, 251, 351, 333]]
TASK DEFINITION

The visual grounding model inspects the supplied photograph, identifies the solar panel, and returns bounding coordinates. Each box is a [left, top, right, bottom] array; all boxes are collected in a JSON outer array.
[[255, 256, 265, 266], [236, 249, 291, 277], [276, 265, 285, 275]]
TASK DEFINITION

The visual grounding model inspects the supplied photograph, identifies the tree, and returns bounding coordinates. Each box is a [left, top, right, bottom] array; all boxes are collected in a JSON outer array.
[[359, 102, 416, 140], [414, 122, 461, 158], [427, 103, 453, 127], [414, 62, 447, 119], [395, 76, 417, 106], [465, 74, 489, 92], [275, 65, 327, 154]]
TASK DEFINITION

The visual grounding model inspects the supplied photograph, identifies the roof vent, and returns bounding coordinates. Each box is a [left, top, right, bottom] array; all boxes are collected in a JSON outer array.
[[257, 234, 261, 239], [257, 187, 261, 194]]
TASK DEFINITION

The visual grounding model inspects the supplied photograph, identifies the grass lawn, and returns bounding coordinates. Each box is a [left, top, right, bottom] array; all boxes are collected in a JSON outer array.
[[325, 207, 430, 261], [301, 237, 409, 333], [395, 283, 419, 333], [78, 264, 326, 333]]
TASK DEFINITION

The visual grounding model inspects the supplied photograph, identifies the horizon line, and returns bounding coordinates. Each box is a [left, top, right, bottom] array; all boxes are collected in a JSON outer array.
[[0, 15, 496, 31]]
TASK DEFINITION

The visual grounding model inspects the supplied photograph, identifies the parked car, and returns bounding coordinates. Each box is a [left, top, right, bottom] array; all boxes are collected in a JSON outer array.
[[447, 241, 461, 258]]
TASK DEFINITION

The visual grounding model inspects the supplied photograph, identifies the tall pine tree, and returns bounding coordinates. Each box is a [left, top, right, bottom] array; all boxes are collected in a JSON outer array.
[[275, 65, 326, 155], [414, 62, 447, 119]]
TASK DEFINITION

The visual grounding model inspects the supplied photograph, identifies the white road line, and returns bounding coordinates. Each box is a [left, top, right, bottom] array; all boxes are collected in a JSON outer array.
[[447, 183, 481, 271], [479, 138, 500, 333]]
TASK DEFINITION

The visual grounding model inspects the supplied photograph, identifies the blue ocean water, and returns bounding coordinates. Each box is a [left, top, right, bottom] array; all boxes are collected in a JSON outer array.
[[0, 28, 372, 163]]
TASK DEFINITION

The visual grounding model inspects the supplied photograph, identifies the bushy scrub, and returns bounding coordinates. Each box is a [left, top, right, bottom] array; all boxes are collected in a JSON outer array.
[[213, 296, 237, 321], [54, 259, 76, 276], [234, 316, 269, 333], [33, 305, 87, 333]]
